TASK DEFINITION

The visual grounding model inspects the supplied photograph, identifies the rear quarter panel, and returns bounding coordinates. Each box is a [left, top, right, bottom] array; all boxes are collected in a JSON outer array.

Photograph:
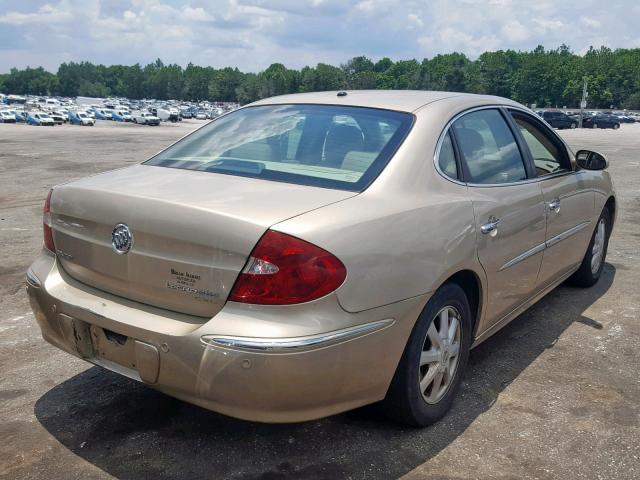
[[273, 191, 479, 313]]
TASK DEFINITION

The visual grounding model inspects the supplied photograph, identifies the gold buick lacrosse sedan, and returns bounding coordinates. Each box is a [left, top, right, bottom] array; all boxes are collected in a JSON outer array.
[[27, 91, 615, 426]]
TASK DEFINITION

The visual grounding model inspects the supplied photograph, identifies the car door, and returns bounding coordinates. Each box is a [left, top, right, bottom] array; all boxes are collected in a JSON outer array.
[[508, 109, 594, 286], [450, 108, 547, 329]]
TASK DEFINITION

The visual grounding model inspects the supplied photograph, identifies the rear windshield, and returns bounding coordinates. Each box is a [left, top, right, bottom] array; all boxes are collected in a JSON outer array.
[[145, 104, 413, 191]]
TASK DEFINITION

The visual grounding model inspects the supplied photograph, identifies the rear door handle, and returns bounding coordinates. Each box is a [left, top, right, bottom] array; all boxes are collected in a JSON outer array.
[[548, 199, 561, 213], [481, 217, 501, 236]]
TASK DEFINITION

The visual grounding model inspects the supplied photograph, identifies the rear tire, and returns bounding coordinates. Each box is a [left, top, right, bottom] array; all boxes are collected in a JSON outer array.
[[567, 207, 611, 287], [613, 123, 620, 130], [383, 283, 472, 427]]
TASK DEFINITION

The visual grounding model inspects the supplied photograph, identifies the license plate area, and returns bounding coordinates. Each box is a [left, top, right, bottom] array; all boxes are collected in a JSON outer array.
[[90, 325, 137, 370], [56, 313, 160, 384]]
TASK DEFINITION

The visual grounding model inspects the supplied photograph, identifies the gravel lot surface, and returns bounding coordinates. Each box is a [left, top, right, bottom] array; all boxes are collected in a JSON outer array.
[[1, 120, 638, 480]]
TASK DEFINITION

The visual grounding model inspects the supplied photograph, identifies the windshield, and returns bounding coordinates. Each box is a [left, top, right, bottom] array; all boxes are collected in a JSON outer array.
[[145, 104, 413, 191]]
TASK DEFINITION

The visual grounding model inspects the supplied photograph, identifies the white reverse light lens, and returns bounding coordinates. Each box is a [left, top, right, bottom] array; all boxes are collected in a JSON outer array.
[[242, 256, 279, 275]]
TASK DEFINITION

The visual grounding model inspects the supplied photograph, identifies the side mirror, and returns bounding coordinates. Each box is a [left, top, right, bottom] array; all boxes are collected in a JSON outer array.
[[576, 150, 609, 171]]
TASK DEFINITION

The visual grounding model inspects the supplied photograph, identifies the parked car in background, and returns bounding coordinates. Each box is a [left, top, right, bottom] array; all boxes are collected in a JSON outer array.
[[112, 109, 133, 122], [614, 113, 636, 123], [0, 110, 17, 123], [27, 91, 616, 427], [27, 112, 55, 126], [152, 107, 180, 122], [69, 111, 95, 126], [195, 111, 208, 120], [11, 110, 27, 122], [538, 111, 578, 129], [49, 112, 65, 125], [94, 109, 112, 120], [133, 111, 160, 125], [582, 114, 621, 129]]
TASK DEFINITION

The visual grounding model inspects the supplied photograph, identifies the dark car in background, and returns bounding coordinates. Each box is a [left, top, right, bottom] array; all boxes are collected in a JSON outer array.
[[582, 114, 621, 129], [613, 113, 636, 123], [538, 110, 578, 129]]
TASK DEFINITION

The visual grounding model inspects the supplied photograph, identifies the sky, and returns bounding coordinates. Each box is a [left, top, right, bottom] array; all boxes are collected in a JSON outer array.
[[1, 0, 639, 73]]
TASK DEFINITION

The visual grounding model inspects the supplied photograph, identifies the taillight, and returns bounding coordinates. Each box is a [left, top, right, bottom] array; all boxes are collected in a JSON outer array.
[[229, 230, 346, 305], [43, 189, 55, 252]]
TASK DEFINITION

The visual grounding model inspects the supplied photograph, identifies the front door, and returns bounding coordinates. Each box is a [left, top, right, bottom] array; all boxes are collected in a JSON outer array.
[[508, 110, 594, 286], [451, 108, 547, 329]]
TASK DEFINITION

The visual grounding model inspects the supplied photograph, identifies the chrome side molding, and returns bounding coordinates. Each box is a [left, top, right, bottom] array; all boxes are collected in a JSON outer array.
[[499, 242, 546, 271], [546, 221, 590, 248], [499, 221, 591, 271]]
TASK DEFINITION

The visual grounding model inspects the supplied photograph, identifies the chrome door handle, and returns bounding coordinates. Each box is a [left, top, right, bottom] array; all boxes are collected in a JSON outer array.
[[548, 199, 561, 213], [481, 218, 501, 235]]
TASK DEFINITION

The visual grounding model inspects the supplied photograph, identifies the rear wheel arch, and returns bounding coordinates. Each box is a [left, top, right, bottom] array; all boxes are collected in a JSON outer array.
[[605, 196, 616, 230], [440, 270, 482, 337]]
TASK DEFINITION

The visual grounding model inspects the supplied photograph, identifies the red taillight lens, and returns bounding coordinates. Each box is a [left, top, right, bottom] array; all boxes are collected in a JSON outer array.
[[43, 189, 55, 252], [229, 230, 346, 305]]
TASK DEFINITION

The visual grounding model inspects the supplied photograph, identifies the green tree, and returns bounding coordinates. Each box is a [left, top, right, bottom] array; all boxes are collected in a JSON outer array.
[[2, 45, 640, 107]]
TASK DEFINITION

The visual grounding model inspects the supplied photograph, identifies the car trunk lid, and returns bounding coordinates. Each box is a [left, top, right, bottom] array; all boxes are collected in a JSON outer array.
[[50, 164, 355, 317]]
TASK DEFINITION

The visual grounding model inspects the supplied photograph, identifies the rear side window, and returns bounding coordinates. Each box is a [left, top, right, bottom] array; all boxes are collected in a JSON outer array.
[[145, 104, 413, 192], [438, 131, 458, 179], [452, 109, 527, 184]]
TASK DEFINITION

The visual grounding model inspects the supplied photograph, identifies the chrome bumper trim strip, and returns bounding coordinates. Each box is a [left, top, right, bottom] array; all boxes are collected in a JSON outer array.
[[201, 319, 395, 353], [26, 270, 41, 288]]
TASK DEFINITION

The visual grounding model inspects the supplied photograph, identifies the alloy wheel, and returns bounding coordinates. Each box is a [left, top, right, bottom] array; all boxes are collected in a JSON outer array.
[[419, 306, 462, 404]]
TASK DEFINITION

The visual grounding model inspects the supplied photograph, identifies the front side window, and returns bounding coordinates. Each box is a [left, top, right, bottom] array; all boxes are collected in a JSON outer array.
[[145, 104, 413, 192], [452, 109, 527, 184], [510, 111, 569, 177]]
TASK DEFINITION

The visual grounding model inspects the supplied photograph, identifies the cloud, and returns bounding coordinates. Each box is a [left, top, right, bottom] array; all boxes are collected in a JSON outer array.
[[502, 20, 531, 42], [0, 0, 639, 73], [580, 16, 601, 28], [0, 3, 73, 25]]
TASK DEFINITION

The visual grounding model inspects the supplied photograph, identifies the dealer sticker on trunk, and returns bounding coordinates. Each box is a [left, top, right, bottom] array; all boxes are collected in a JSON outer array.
[[166, 268, 218, 302]]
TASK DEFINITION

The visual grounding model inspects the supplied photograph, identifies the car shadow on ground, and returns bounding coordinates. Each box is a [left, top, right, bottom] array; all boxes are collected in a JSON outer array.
[[34, 265, 615, 480]]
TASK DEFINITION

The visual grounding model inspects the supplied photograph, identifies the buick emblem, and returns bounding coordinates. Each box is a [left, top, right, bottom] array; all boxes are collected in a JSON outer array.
[[111, 223, 133, 254]]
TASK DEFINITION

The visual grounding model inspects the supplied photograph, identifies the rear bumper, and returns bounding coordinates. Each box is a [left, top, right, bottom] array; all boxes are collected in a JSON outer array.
[[26, 251, 425, 422]]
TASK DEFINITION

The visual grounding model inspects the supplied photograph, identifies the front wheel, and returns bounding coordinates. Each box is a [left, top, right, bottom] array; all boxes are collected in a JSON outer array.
[[568, 207, 611, 287], [613, 123, 620, 130], [570, 122, 577, 129], [383, 283, 472, 426]]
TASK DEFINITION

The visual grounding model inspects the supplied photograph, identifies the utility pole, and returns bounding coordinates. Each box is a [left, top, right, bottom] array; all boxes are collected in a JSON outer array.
[[579, 78, 588, 128]]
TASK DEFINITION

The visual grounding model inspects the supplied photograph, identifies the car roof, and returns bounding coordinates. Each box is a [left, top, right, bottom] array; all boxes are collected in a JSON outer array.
[[249, 90, 522, 113]]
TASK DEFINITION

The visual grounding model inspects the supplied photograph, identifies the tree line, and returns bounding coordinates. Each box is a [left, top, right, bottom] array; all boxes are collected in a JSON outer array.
[[2, 45, 640, 109]]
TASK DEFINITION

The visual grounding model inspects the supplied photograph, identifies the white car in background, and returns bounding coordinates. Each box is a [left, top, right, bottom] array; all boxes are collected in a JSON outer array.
[[69, 111, 95, 126], [133, 111, 161, 126], [0, 110, 17, 123], [27, 112, 55, 126], [49, 112, 66, 125]]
